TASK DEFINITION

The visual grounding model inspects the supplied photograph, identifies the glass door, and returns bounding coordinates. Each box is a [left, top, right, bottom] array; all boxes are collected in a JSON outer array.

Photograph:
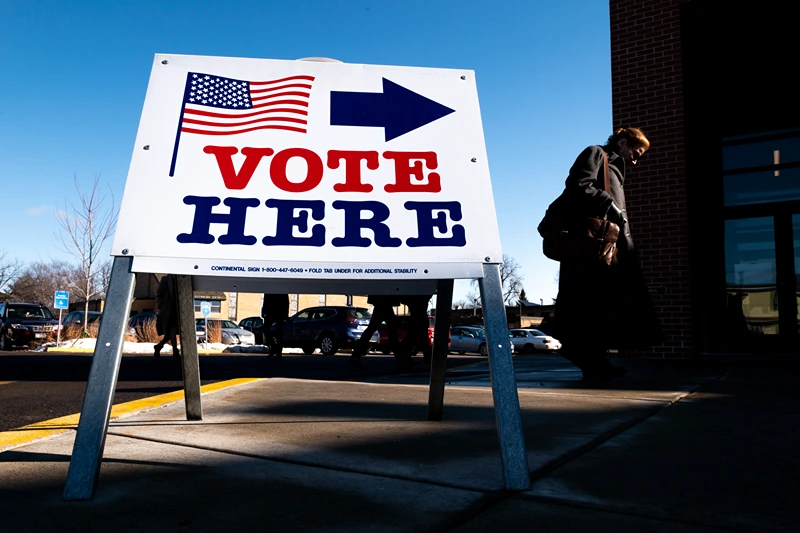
[[721, 129, 800, 353], [723, 215, 798, 351]]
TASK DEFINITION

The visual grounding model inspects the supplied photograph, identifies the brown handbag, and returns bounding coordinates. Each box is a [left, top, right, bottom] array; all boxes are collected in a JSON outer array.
[[537, 152, 620, 266]]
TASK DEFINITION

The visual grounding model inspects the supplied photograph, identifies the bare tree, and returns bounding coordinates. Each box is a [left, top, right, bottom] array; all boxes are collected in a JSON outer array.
[[54, 175, 118, 328], [0, 250, 23, 296], [7, 260, 78, 305], [470, 254, 525, 306]]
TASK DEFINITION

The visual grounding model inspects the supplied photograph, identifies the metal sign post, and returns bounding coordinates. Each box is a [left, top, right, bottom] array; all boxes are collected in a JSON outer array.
[[53, 291, 69, 347], [63, 53, 530, 500], [201, 301, 210, 349]]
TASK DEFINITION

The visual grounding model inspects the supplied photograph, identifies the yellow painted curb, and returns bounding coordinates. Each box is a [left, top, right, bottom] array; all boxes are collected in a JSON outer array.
[[0, 378, 264, 453]]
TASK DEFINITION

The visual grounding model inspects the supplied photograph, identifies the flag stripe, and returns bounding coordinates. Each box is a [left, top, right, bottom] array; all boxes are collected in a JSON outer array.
[[249, 75, 315, 86], [251, 91, 311, 102], [250, 83, 312, 94], [182, 115, 307, 128], [182, 124, 307, 135], [184, 107, 308, 119], [251, 99, 309, 109]]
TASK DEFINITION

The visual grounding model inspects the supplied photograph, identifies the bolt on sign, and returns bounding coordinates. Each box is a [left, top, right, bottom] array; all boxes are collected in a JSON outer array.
[[113, 54, 503, 280]]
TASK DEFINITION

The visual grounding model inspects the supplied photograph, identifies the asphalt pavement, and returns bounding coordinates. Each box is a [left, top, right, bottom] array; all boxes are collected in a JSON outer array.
[[1, 353, 797, 532]]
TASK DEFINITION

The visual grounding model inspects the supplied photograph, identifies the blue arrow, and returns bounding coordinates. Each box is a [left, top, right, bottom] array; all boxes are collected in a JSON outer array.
[[330, 78, 455, 141]]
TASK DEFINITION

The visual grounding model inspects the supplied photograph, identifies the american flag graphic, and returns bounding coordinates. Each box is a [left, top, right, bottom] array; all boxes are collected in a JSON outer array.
[[170, 71, 315, 176]]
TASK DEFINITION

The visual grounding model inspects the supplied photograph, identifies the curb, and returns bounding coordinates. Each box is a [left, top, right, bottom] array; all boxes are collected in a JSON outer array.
[[0, 378, 264, 453]]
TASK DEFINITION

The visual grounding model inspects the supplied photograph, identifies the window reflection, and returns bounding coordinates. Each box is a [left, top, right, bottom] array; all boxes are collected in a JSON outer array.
[[723, 168, 800, 206], [723, 133, 800, 170], [794, 214, 800, 335], [723, 130, 800, 206], [724, 218, 778, 336]]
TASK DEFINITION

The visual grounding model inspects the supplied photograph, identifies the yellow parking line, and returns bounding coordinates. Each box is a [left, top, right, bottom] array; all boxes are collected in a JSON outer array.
[[0, 381, 12, 386], [0, 378, 264, 453]]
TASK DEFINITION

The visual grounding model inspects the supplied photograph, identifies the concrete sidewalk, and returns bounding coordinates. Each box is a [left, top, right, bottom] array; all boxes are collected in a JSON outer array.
[[1, 355, 797, 532]]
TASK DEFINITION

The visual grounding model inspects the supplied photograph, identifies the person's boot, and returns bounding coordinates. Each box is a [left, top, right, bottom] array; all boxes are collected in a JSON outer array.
[[349, 354, 364, 368], [153, 344, 161, 358]]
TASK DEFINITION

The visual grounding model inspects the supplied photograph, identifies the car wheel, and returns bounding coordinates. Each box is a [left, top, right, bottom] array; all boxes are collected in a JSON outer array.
[[523, 343, 534, 354], [302, 346, 316, 355], [479, 343, 487, 356], [319, 334, 338, 356], [0, 333, 9, 351]]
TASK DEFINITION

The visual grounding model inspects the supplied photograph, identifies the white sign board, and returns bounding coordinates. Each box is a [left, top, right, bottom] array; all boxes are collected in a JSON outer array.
[[113, 54, 502, 280]]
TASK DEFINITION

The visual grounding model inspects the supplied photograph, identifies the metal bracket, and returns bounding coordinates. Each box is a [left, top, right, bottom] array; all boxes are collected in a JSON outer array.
[[479, 263, 531, 490], [428, 279, 454, 420], [63, 256, 136, 500], [176, 275, 202, 420]]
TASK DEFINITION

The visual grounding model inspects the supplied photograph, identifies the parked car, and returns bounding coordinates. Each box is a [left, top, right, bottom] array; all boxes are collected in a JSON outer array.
[[448, 325, 514, 356], [376, 315, 450, 355], [237, 316, 265, 344], [127, 312, 158, 341], [265, 306, 379, 356], [508, 329, 562, 353], [195, 318, 256, 346], [64, 310, 136, 338], [0, 301, 60, 350]]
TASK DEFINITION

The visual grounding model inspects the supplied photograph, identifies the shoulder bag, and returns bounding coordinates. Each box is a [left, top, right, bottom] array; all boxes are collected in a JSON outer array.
[[537, 151, 620, 266]]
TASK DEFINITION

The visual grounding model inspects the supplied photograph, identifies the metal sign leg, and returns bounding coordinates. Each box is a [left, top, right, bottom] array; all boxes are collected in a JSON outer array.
[[63, 256, 136, 501], [428, 279, 453, 421], [176, 275, 202, 420], [479, 263, 530, 490]]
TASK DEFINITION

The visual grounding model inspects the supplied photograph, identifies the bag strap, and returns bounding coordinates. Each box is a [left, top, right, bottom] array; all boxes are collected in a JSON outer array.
[[602, 151, 610, 193]]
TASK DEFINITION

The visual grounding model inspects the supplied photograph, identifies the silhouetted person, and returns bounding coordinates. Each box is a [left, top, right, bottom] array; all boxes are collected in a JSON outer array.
[[350, 294, 401, 369], [553, 128, 662, 380], [398, 294, 433, 370], [154, 274, 179, 359], [262, 294, 290, 358]]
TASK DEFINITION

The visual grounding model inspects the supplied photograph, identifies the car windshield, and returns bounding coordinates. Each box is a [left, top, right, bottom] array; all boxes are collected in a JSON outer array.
[[7, 306, 54, 320], [218, 320, 238, 329], [345, 308, 371, 319]]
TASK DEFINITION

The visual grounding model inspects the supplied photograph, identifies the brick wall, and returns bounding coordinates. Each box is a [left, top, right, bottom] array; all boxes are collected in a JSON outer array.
[[610, 0, 693, 357]]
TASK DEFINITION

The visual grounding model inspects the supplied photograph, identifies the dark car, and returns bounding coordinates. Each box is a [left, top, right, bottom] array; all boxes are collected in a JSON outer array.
[[66, 311, 136, 338], [238, 316, 265, 344], [127, 312, 158, 341], [265, 306, 378, 356], [62, 310, 102, 332], [0, 301, 60, 350]]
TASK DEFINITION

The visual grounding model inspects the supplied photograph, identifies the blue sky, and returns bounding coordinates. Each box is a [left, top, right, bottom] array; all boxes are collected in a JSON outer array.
[[1, 0, 612, 304]]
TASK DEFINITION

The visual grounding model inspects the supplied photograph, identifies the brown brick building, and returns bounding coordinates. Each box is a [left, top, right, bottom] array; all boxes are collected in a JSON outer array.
[[610, 0, 799, 357]]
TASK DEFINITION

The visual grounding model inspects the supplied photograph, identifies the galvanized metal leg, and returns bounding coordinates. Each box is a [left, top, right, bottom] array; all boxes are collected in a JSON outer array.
[[63, 256, 136, 501], [479, 263, 530, 490], [428, 279, 453, 421], [176, 275, 202, 420]]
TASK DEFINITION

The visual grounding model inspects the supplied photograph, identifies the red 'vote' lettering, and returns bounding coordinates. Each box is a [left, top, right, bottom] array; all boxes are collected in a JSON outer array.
[[203, 146, 441, 193], [202, 146, 275, 190]]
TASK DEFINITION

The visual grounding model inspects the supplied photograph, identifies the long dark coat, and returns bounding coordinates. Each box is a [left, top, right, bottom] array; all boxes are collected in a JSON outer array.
[[155, 274, 178, 336], [552, 145, 661, 350]]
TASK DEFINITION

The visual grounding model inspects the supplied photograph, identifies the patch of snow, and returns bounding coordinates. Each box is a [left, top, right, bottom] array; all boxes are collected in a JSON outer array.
[[40, 337, 307, 355]]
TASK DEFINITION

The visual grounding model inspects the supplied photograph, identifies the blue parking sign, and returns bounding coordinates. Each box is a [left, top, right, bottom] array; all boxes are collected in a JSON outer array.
[[200, 301, 211, 317], [54, 291, 70, 310]]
